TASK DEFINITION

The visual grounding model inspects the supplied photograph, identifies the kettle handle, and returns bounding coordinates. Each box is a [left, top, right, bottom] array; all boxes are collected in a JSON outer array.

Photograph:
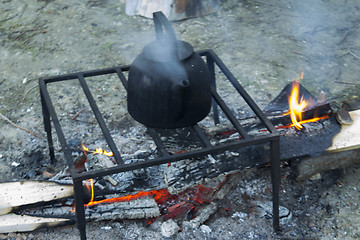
[[153, 11, 177, 43]]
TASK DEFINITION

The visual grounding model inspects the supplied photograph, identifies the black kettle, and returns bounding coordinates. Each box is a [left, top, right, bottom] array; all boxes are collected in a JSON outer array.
[[127, 11, 211, 129]]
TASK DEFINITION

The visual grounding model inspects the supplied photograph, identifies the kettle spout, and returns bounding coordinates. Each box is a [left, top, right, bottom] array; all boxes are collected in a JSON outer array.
[[171, 79, 190, 97]]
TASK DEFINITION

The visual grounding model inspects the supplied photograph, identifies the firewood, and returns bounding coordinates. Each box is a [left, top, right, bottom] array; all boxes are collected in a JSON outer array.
[[20, 196, 160, 222], [0, 214, 73, 233], [327, 109, 360, 151], [297, 148, 360, 181], [0, 181, 73, 215], [0, 196, 160, 233], [297, 109, 360, 181]]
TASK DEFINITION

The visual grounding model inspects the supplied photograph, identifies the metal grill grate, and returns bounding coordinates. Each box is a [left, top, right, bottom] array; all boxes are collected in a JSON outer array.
[[39, 49, 280, 240]]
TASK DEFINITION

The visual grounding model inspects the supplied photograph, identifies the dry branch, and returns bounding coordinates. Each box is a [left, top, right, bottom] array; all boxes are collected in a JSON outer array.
[[0, 112, 42, 138]]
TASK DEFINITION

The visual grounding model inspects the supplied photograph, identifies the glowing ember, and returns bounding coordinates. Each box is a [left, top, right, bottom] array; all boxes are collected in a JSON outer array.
[[81, 143, 113, 157], [85, 188, 170, 207], [80, 177, 220, 221]]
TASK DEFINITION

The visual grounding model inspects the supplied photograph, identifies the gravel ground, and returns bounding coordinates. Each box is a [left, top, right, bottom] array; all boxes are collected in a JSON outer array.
[[1, 0, 360, 239]]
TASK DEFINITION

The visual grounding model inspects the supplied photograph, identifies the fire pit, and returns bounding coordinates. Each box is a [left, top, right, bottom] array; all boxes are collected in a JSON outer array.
[[39, 49, 280, 239]]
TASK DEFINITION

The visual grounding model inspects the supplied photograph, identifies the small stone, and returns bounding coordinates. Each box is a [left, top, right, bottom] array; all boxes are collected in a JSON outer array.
[[231, 151, 240, 156], [11, 161, 20, 167], [334, 108, 353, 125], [231, 211, 248, 221], [200, 224, 212, 234], [160, 219, 180, 238], [309, 173, 321, 181], [101, 225, 112, 230]]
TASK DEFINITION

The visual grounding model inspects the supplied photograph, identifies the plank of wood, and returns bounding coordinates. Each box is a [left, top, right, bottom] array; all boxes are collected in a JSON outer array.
[[327, 109, 360, 151], [0, 214, 73, 233], [0, 181, 73, 215], [297, 109, 360, 181]]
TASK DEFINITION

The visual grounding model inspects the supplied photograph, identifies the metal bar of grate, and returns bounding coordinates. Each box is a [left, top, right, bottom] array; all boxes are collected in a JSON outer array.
[[73, 134, 278, 181], [210, 87, 250, 139], [191, 124, 212, 148], [39, 79, 76, 176], [206, 54, 220, 125], [201, 50, 277, 133], [147, 128, 170, 156], [40, 87, 56, 163], [115, 66, 128, 91], [270, 139, 281, 232], [73, 180, 86, 240], [77, 74, 124, 165]]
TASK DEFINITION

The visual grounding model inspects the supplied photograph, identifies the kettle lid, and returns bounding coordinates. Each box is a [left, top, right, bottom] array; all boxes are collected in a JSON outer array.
[[142, 39, 193, 62]]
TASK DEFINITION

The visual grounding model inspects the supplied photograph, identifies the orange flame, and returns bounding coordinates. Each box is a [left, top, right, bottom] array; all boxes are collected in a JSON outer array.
[[288, 81, 307, 130], [84, 188, 170, 207], [283, 73, 329, 130], [85, 179, 94, 203], [78, 179, 222, 222], [81, 143, 113, 157]]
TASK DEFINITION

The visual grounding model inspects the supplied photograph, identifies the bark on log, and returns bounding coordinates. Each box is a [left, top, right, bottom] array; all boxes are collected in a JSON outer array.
[[297, 148, 360, 181]]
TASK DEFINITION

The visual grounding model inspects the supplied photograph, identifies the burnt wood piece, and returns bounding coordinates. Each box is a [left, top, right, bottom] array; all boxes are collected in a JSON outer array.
[[0, 197, 159, 234], [164, 115, 341, 193], [264, 81, 321, 114], [297, 109, 360, 181], [18, 196, 160, 222], [264, 81, 331, 123]]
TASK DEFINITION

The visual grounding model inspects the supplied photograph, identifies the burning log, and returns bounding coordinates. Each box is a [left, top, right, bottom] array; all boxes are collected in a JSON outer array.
[[22, 196, 161, 221], [0, 196, 160, 234], [0, 174, 234, 234]]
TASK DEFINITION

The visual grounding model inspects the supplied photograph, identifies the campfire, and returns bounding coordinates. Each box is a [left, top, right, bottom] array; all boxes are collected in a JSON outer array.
[[0, 55, 344, 240], [76, 73, 330, 214], [0, 62, 350, 238], [1, 55, 342, 239], [0, 10, 350, 240]]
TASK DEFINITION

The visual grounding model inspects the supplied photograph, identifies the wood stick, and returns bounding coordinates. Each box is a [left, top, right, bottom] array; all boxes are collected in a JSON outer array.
[[22, 85, 38, 101], [0, 214, 73, 233], [0, 112, 42, 138], [0, 181, 73, 215]]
